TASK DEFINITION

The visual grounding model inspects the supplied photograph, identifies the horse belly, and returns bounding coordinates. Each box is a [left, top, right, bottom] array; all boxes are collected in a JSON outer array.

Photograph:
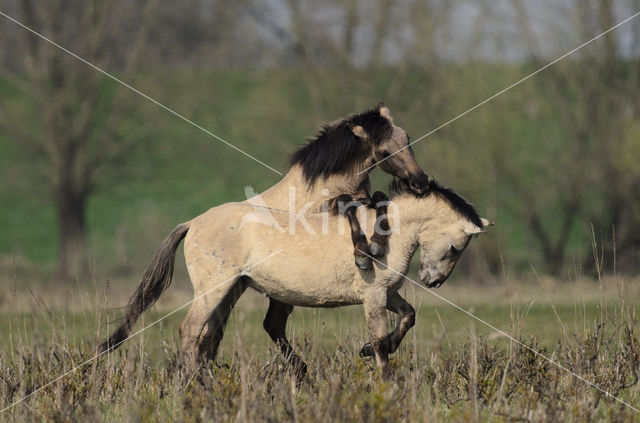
[[247, 276, 362, 307], [245, 251, 363, 307]]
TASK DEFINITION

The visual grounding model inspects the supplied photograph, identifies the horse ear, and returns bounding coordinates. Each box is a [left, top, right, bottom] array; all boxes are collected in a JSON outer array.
[[480, 217, 494, 227], [348, 124, 368, 141], [464, 222, 484, 235], [378, 103, 394, 123]]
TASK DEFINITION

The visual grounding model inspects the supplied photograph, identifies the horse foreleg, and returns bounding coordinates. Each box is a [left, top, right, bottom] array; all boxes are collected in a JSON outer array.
[[263, 298, 307, 379], [360, 291, 415, 357], [363, 292, 391, 379], [368, 191, 390, 257], [334, 194, 372, 270]]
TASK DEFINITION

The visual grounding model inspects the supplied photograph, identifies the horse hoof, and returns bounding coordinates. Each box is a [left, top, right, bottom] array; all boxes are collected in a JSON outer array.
[[355, 255, 372, 270], [360, 342, 374, 357], [369, 240, 385, 257], [293, 362, 308, 382]]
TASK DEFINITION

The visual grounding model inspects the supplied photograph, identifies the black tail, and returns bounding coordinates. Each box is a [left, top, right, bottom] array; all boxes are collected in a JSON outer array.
[[99, 222, 190, 353]]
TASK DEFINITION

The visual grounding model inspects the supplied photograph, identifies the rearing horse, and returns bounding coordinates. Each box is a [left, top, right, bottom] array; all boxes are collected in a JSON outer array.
[[259, 103, 428, 269]]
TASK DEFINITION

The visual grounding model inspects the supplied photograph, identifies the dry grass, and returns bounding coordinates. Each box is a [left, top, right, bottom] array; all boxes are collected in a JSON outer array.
[[1, 314, 639, 421], [1, 263, 639, 421]]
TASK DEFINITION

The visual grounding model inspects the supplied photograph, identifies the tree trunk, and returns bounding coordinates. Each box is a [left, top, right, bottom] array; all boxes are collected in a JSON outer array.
[[528, 197, 579, 277], [55, 184, 88, 279]]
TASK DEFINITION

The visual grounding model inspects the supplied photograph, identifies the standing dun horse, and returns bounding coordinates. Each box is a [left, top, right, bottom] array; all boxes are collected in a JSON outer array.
[[101, 179, 491, 379]]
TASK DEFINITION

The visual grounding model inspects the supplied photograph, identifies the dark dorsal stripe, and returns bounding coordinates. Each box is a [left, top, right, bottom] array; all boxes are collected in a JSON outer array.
[[389, 179, 484, 229], [290, 107, 393, 185]]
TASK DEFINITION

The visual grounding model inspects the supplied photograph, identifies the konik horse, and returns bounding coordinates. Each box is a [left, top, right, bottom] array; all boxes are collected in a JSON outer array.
[[101, 180, 491, 378]]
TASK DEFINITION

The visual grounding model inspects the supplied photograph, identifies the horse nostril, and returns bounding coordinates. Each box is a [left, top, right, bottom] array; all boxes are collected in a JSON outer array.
[[410, 181, 426, 194], [427, 278, 442, 288]]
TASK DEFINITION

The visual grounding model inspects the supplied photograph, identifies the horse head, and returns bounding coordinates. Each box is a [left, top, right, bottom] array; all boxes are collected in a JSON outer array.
[[390, 179, 493, 288], [290, 104, 428, 194], [348, 103, 429, 194]]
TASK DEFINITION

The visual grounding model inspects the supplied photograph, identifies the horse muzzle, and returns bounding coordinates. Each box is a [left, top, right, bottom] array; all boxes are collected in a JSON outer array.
[[419, 268, 447, 288], [407, 173, 430, 195]]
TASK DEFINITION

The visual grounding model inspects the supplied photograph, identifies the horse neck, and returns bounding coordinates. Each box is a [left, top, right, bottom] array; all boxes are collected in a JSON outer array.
[[319, 160, 373, 195], [377, 195, 425, 277], [259, 163, 374, 210], [391, 194, 452, 232]]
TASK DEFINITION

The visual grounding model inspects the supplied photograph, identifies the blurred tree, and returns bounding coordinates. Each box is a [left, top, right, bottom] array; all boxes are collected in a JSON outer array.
[[0, 0, 156, 278], [504, 0, 640, 274]]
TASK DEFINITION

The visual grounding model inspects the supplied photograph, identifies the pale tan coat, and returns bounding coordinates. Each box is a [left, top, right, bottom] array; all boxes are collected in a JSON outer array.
[[180, 191, 487, 376]]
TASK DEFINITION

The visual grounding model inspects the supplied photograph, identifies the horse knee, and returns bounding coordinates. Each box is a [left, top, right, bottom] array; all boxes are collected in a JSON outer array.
[[368, 237, 386, 256], [371, 191, 388, 205], [335, 194, 354, 209]]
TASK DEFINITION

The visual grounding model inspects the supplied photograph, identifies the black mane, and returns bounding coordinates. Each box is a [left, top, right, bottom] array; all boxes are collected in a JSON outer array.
[[290, 107, 393, 185], [390, 179, 484, 229]]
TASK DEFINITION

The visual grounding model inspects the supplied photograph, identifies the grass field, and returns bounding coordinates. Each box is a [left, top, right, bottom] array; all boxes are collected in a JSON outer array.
[[1, 266, 639, 421]]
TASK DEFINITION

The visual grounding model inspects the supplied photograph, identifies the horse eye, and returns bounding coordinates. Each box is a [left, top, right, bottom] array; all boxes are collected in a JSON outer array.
[[381, 150, 390, 158]]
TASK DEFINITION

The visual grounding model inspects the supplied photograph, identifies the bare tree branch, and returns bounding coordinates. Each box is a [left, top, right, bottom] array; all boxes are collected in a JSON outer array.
[[369, 0, 395, 66]]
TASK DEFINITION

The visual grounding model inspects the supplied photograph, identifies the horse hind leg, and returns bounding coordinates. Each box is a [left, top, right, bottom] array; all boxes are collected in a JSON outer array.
[[180, 296, 211, 372], [198, 277, 248, 363], [368, 191, 390, 257], [179, 277, 247, 372], [263, 297, 307, 380]]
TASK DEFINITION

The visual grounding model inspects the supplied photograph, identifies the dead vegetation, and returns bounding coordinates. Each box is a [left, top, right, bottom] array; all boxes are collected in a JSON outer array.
[[1, 298, 639, 422]]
